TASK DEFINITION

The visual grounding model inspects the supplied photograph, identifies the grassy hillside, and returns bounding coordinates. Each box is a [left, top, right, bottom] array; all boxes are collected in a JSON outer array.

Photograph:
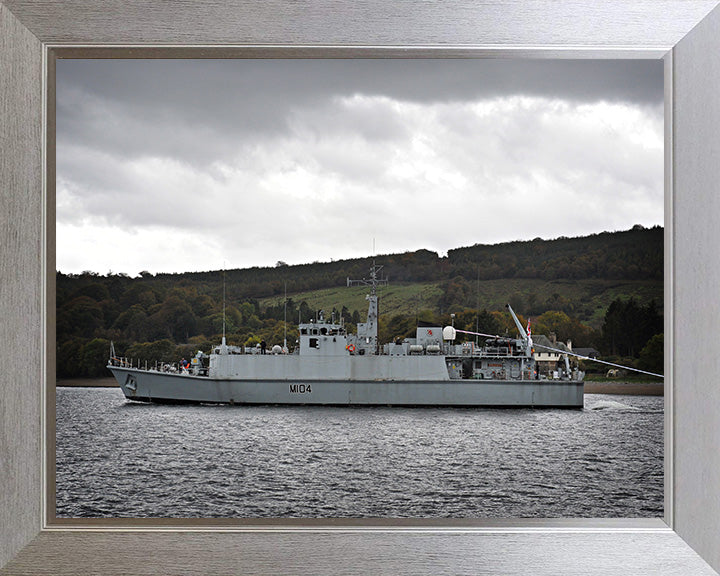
[[261, 282, 443, 320], [262, 278, 662, 329]]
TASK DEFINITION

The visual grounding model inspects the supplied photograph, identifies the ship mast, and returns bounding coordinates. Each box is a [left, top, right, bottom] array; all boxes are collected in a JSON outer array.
[[347, 260, 388, 354], [220, 265, 228, 354]]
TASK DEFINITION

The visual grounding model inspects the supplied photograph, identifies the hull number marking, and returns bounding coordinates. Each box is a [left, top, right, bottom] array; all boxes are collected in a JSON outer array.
[[289, 384, 312, 394]]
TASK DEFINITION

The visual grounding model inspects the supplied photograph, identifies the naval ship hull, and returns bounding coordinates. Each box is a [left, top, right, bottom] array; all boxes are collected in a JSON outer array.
[[109, 366, 584, 408]]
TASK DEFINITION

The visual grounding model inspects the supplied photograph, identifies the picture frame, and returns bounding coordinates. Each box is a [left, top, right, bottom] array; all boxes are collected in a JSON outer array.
[[2, 1, 720, 574], [49, 51, 664, 521]]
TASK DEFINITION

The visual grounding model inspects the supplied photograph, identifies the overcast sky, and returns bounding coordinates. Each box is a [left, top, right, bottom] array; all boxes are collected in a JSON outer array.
[[56, 59, 663, 276]]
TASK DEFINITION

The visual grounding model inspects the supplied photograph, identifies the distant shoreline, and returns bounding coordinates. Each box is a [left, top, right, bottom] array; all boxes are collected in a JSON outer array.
[[583, 381, 663, 396], [56, 377, 663, 395], [56, 377, 117, 388]]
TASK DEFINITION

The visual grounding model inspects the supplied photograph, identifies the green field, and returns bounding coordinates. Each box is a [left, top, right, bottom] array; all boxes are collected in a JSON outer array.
[[261, 278, 662, 328], [261, 282, 442, 318]]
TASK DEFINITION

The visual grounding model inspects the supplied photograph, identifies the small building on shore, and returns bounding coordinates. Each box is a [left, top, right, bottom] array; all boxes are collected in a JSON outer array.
[[533, 333, 576, 378], [573, 347, 601, 360]]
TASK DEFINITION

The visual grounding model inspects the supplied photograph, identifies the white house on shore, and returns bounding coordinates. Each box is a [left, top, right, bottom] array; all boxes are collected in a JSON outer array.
[[532, 333, 575, 377]]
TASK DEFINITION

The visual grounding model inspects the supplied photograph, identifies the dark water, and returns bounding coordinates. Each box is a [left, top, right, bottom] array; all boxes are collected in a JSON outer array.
[[56, 387, 663, 518]]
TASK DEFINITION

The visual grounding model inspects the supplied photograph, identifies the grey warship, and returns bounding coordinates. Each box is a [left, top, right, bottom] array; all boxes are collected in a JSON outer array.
[[108, 263, 584, 408]]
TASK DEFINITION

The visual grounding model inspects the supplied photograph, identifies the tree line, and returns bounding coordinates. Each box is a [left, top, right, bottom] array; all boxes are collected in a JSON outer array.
[[447, 225, 662, 282], [140, 225, 662, 299]]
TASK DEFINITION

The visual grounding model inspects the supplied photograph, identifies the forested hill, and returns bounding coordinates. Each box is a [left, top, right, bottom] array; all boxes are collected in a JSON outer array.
[[151, 224, 662, 297], [56, 226, 663, 378], [447, 225, 662, 282]]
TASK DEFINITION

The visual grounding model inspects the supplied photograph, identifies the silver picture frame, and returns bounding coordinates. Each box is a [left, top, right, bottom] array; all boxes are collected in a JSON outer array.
[[2, 1, 720, 574]]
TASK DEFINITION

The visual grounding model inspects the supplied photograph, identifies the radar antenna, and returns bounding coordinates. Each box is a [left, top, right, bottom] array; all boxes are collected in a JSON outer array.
[[346, 260, 388, 296]]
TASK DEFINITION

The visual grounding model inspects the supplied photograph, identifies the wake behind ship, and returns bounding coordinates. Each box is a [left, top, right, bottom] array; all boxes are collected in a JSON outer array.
[[108, 263, 584, 408]]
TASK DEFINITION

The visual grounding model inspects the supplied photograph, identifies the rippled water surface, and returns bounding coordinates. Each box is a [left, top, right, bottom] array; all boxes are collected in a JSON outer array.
[[56, 387, 663, 518]]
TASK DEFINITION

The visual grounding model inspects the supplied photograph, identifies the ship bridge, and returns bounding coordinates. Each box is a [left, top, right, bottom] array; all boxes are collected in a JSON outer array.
[[298, 311, 349, 356]]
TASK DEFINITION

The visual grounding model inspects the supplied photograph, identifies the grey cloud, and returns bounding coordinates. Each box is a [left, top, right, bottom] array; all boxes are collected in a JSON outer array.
[[56, 58, 663, 274], [58, 58, 663, 109], [57, 59, 662, 158], [57, 58, 663, 181]]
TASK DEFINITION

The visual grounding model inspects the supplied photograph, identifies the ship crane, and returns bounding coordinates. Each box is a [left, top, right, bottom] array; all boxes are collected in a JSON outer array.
[[505, 303, 533, 356]]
